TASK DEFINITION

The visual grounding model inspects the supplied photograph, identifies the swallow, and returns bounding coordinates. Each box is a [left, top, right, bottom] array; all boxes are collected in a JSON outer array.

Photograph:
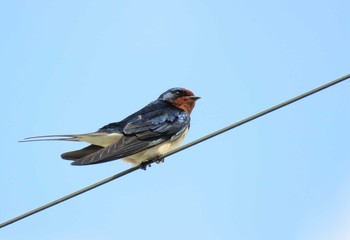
[[21, 88, 200, 168]]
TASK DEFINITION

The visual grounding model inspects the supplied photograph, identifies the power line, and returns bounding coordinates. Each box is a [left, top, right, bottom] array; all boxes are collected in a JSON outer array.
[[0, 166, 141, 229], [1, 73, 349, 229]]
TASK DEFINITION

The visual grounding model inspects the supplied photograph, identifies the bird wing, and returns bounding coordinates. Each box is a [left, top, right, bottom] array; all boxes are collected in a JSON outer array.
[[72, 106, 190, 165], [61, 144, 104, 160]]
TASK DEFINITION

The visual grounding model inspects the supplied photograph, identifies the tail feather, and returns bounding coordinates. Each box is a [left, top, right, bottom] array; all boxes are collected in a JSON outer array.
[[19, 134, 82, 143], [19, 132, 121, 147]]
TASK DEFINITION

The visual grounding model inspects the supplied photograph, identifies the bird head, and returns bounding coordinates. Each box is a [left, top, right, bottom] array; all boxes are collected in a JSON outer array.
[[158, 87, 200, 114]]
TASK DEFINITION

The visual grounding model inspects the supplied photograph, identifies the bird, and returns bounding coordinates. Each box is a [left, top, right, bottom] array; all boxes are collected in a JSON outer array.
[[20, 87, 200, 168]]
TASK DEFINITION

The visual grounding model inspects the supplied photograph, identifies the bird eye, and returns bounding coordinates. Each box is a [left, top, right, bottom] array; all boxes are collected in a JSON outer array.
[[173, 91, 181, 96]]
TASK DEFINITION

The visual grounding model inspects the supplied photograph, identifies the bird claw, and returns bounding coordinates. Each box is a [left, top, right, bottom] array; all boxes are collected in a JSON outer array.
[[139, 162, 152, 170], [139, 156, 165, 170], [154, 156, 164, 164]]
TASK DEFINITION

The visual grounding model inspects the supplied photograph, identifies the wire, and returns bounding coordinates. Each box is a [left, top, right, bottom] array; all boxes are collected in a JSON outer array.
[[0, 166, 141, 229], [1, 73, 349, 228]]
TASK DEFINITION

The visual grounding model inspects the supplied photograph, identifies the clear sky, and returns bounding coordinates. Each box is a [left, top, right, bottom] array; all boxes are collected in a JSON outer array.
[[1, 0, 350, 239]]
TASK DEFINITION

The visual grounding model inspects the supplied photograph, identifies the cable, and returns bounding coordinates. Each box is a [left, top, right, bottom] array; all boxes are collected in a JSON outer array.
[[164, 72, 350, 157], [0, 166, 141, 229], [1, 73, 349, 228]]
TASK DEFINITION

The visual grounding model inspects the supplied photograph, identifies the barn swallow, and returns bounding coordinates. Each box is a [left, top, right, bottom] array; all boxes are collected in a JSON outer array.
[[21, 88, 200, 168]]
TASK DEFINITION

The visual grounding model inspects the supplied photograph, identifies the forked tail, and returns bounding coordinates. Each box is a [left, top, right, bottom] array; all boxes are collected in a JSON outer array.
[[19, 134, 82, 143]]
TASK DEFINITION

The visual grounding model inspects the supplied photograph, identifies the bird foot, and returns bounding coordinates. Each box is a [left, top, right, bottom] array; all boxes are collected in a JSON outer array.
[[139, 156, 165, 170], [139, 162, 152, 170], [154, 156, 165, 164]]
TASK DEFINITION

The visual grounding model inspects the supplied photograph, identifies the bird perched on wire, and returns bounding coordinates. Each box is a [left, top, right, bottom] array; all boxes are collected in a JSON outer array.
[[21, 87, 200, 168]]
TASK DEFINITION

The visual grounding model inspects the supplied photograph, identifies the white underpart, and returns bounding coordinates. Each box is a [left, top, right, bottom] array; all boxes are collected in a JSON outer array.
[[123, 128, 189, 165], [78, 133, 122, 147]]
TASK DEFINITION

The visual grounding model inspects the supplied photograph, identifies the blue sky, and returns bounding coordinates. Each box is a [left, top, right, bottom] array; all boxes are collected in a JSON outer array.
[[1, 0, 350, 239]]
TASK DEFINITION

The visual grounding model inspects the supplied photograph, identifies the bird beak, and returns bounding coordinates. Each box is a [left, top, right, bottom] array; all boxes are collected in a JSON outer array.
[[188, 96, 201, 101]]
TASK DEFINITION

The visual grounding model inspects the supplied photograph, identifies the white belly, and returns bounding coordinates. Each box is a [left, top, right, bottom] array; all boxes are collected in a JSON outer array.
[[122, 128, 188, 165]]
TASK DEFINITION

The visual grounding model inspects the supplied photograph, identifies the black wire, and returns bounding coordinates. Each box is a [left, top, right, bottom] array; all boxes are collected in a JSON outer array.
[[1, 73, 349, 229], [163, 72, 350, 157], [0, 166, 141, 229]]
